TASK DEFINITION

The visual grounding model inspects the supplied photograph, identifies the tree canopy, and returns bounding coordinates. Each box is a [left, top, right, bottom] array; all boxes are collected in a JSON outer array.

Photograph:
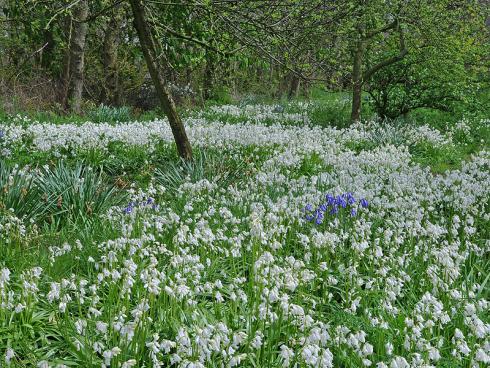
[[0, 0, 488, 155]]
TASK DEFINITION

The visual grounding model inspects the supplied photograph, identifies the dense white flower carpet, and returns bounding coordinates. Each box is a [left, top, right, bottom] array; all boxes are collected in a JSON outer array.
[[0, 105, 489, 367]]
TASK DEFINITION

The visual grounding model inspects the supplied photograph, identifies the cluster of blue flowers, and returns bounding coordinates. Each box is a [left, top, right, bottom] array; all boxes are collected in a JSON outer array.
[[304, 192, 368, 225], [123, 197, 158, 214]]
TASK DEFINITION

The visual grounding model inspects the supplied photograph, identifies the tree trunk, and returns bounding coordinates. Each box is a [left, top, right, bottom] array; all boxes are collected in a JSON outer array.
[[203, 51, 215, 100], [230, 60, 238, 97], [350, 20, 407, 123], [351, 83, 362, 123], [40, 28, 55, 69], [60, 15, 73, 106], [351, 38, 365, 123], [129, 0, 193, 161], [288, 74, 300, 100], [66, 0, 89, 113], [276, 71, 289, 98], [101, 7, 122, 106], [301, 79, 310, 98], [269, 58, 274, 85]]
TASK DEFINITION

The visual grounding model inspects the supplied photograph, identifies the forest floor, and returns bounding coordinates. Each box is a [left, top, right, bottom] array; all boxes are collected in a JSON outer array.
[[0, 98, 489, 367]]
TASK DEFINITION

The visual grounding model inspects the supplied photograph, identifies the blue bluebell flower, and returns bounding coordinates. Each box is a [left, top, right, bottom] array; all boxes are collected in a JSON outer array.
[[304, 191, 367, 224], [304, 203, 315, 221], [124, 197, 158, 214], [315, 211, 324, 225]]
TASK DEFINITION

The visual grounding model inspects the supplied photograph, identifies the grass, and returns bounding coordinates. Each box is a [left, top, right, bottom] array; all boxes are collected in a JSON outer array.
[[410, 142, 467, 173], [87, 105, 132, 123], [0, 161, 124, 228], [154, 148, 251, 192], [0, 104, 163, 125], [0, 95, 489, 367]]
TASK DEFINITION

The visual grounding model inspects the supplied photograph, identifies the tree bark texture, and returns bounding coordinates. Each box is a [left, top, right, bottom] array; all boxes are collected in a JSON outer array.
[[203, 51, 215, 100], [101, 7, 122, 106], [288, 74, 301, 100], [60, 15, 73, 106], [66, 0, 89, 113], [351, 38, 364, 123]]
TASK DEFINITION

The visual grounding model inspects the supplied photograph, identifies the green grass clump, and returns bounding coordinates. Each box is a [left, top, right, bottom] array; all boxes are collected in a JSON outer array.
[[36, 163, 125, 228], [409, 142, 467, 173], [87, 104, 132, 123], [1, 162, 124, 228], [0, 162, 40, 218], [154, 148, 252, 192]]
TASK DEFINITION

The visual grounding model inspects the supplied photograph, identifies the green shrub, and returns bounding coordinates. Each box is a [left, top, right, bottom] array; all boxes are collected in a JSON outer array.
[[154, 149, 248, 192], [208, 86, 234, 105], [0, 162, 40, 219], [1, 161, 124, 228], [87, 104, 132, 123], [309, 103, 351, 129], [409, 141, 465, 173], [307, 92, 372, 129], [36, 163, 125, 227]]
